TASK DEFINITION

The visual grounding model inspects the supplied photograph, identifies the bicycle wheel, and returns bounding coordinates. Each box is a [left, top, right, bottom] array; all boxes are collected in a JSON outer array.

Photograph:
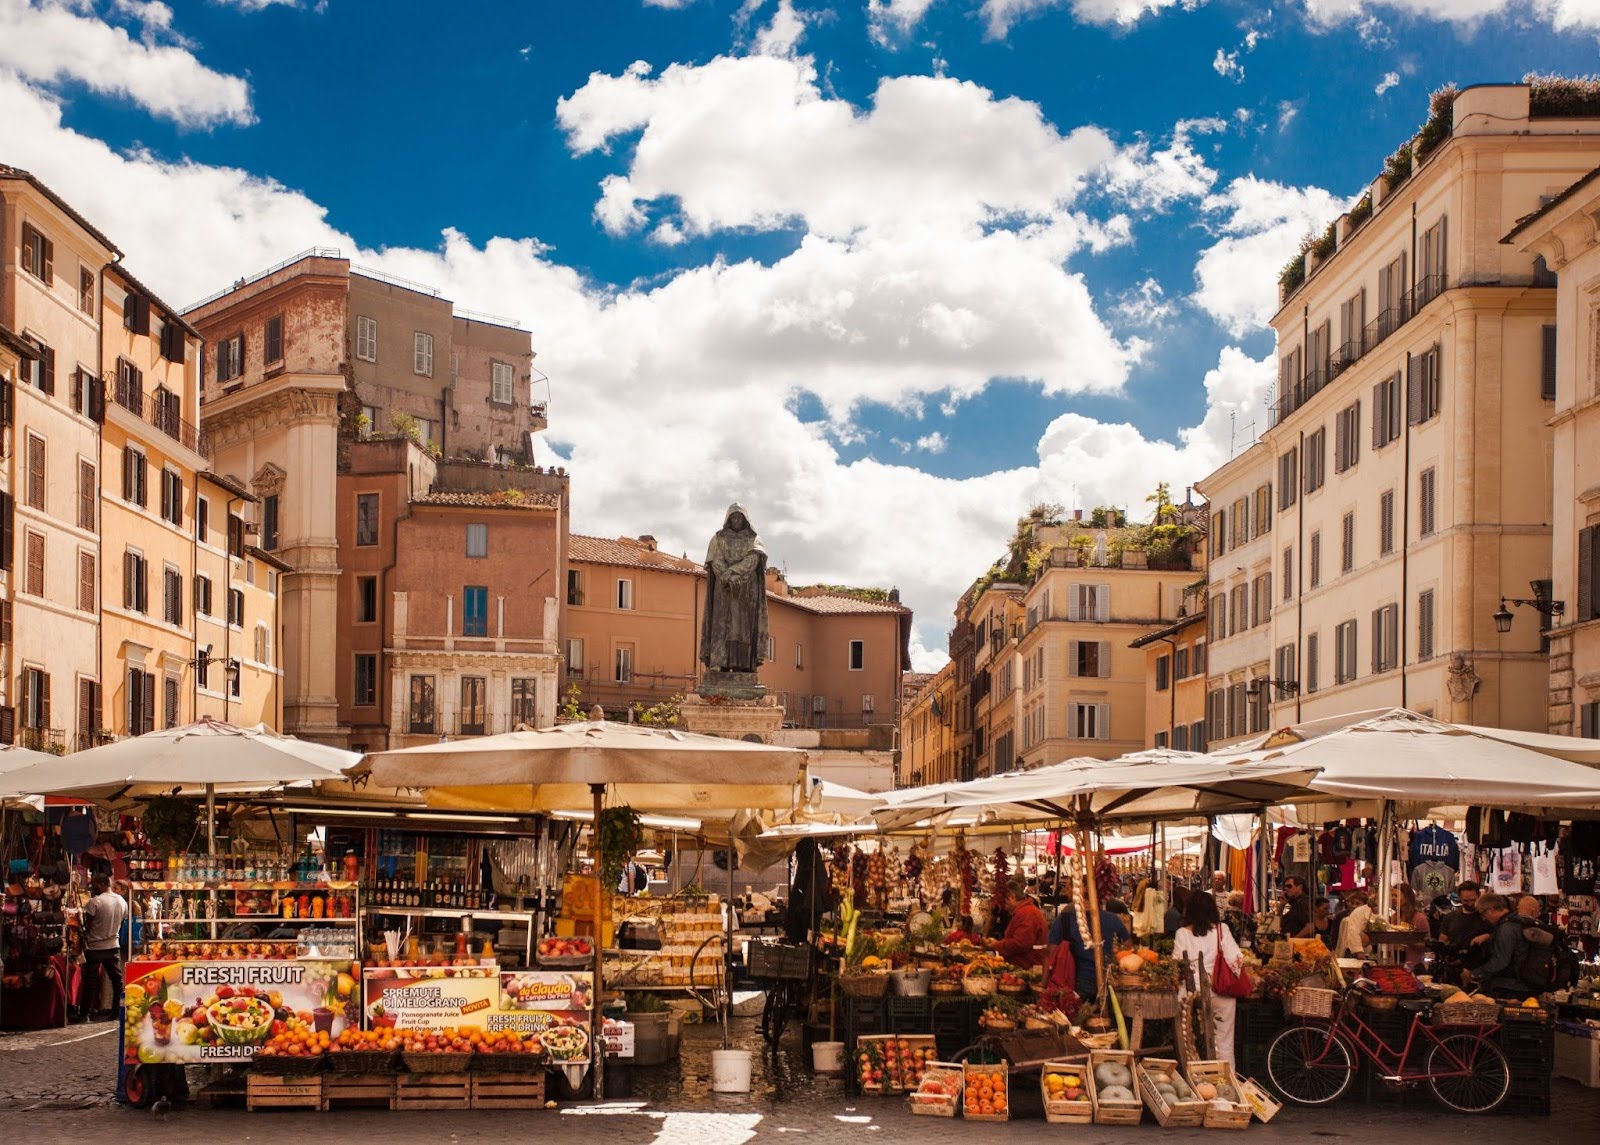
[[760, 981, 789, 1045], [1266, 1024, 1356, 1106], [1426, 1034, 1510, 1114]]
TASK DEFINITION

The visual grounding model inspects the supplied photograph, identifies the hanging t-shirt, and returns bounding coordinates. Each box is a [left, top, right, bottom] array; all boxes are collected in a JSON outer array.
[[1411, 861, 1456, 902], [1562, 836, 1598, 896], [1490, 849, 1522, 895], [1408, 825, 1459, 871], [1530, 848, 1559, 897]]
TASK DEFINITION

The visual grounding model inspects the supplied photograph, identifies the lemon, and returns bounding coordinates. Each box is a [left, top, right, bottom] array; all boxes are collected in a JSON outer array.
[[124, 984, 146, 1006]]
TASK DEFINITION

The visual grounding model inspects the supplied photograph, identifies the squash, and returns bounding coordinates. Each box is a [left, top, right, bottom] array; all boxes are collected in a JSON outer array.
[[1195, 1082, 1218, 1101], [1117, 952, 1146, 974], [1139, 948, 1160, 964]]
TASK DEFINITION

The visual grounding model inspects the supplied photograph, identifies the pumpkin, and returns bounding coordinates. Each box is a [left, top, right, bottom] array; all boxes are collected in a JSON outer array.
[[1100, 1085, 1135, 1102], [1195, 1082, 1218, 1101], [1117, 952, 1146, 974], [1139, 948, 1160, 964]]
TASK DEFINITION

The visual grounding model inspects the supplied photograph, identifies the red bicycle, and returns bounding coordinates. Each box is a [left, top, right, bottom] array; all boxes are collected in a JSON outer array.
[[1266, 980, 1510, 1113]]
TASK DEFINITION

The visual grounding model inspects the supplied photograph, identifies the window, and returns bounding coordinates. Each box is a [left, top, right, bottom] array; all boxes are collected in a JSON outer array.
[[1582, 702, 1600, 740], [459, 676, 486, 735], [21, 223, 52, 284], [1305, 632, 1320, 694], [1070, 702, 1110, 741], [163, 677, 180, 730], [463, 585, 489, 637], [163, 566, 183, 626], [123, 549, 148, 613], [1307, 320, 1331, 389], [1071, 639, 1111, 678], [795, 643, 804, 669], [1230, 583, 1249, 633], [78, 551, 94, 613], [357, 576, 378, 623], [1275, 643, 1298, 692], [1418, 588, 1436, 661], [1206, 689, 1224, 742], [1418, 215, 1447, 304], [1372, 373, 1402, 449], [491, 361, 515, 404], [1579, 526, 1600, 622], [72, 366, 99, 417], [415, 417, 437, 449], [1408, 344, 1441, 425], [194, 574, 212, 617], [161, 469, 183, 527], [1303, 427, 1327, 493], [408, 675, 436, 733], [123, 445, 147, 507], [26, 434, 45, 510], [351, 654, 377, 707], [21, 338, 54, 395], [1372, 603, 1399, 673], [764, 634, 776, 663], [123, 292, 150, 335], [1340, 511, 1355, 574], [1192, 641, 1206, 676], [1339, 288, 1367, 359], [196, 497, 210, 544], [1253, 483, 1273, 536], [127, 669, 155, 736], [1278, 345, 1302, 409], [1252, 574, 1272, 627], [355, 493, 379, 546], [511, 678, 537, 728], [228, 658, 242, 698], [1155, 731, 1171, 750], [1379, 251, 1407, 336], [356, 315, 377, 362], [1232, 497, 1248, 548], [79, 266, 94, 313], [848, 640, 865, 671], [1282, 546, 1293, 601], [566, 568, 585, 605], [1278, 449, 1299, 510], [1379, 490, 1395, 556], [1212, 509, 1227, 558], [1208, 592, 1225, 641], [1174, 646, 1190, 680], [615, 645, 634, 684], [227, 587, 244, 627], [265, 315, 284, 365], [260, 493, 279, 550], [1539, 323, 1558, 402], [566, 638, 585, 678], [616, 578, 634, 610], [1334, 619, 1358, 684], [1176, 724, 1194, 751], [1419, 468, 1437, 538], [414, 331, 434, 377], [1155, 654, 1171, 692], [78, 459, 95, 531], [359, 404, 379, 439], [216, 333, 244, 383], [1069, 583, 1110, 621], [1334, 401, 1361, 473], [466, 522, 488, 558], [1227, 682, 1247, 737], [77, 679, 101, 747]]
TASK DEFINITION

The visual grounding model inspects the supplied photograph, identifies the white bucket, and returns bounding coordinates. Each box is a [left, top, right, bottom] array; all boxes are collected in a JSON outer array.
[[892, 968, 932, 997], [811, 1040, 846, 1073], [711, 1048, 754, 1093]]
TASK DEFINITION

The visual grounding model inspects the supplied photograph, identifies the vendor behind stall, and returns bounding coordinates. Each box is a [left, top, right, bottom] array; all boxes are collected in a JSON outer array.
[[1051, 890, 1129, 999], [992, 880, 1047, 969]]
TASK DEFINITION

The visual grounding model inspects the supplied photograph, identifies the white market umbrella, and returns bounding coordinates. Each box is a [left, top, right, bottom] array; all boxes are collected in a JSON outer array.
[[0, 745, 58, 811]]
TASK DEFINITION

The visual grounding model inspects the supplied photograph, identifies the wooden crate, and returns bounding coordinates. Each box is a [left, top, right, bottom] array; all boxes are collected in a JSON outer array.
[[1137, 1057, 1208, 1127], [961, 1062, 1009, 1121], [1184, 1060, 1251, 1130], [1086, 1049, 1142, 1126], [246, 1075, 324, 1112], [393, 1073, 471, 1111], [320, 1073, 395, 1111], [1040, 1060, 1093, 1125], [471, 1073, 549, 1110], [1237, 1078, 1283, 1124], [855, 1034, 939, 1094], [906, 1062, 963, 1117]]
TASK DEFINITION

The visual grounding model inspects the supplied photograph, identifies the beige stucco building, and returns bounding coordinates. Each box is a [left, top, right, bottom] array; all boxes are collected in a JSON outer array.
[[1130, 609, 1209, 751], [900, 660, 956, 785], [1197, 83, 1598, 738], [1508, 165, 1600, 736]]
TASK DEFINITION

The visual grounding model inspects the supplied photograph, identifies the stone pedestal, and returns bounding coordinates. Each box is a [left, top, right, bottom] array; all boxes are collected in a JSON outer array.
[[678, 692, 784, 744]]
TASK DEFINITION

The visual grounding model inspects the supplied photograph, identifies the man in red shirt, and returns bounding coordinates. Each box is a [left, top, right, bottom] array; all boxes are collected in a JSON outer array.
[[993, 885, 1048, 969]]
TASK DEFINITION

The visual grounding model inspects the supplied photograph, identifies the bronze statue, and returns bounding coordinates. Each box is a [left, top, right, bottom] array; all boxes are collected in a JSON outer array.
[[700, 503, 770, 677]]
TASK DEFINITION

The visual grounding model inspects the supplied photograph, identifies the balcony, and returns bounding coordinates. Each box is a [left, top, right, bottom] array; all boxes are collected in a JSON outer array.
[[18, 727, 66, 754], [1271, 274, 1448, 427], [114, 376, 210, 457]]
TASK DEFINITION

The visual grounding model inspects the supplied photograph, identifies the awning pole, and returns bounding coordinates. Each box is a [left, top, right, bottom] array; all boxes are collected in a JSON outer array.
[[591, 782, 605, 1102]]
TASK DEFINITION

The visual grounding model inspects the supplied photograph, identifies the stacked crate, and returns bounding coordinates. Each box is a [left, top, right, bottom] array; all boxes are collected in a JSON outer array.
[[930, 996, 980, 1061], [1498, 1013, 1554, 1117]]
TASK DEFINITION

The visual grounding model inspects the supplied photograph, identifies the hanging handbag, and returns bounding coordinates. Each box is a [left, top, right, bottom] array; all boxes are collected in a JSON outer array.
[[1210, 929, 1253, 999]]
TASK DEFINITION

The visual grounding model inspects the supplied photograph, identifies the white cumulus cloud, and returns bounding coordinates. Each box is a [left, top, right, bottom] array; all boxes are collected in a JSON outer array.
[[867, 0, 941, 45], [1300, 0, 1600, 30], [981, 0, 1204, 37], [0, 0, 252, 127], [1374, 71, 1400, 95]]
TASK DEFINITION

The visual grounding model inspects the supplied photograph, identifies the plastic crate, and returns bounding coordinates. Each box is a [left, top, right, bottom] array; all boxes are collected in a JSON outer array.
[[888, 996, 932, 1033], [749, 941, 811, 981]]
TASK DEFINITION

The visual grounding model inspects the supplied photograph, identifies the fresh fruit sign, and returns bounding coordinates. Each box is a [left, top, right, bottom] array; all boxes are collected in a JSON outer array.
[[122, 958, 359, 1065], [362, 967, 594, 1036]]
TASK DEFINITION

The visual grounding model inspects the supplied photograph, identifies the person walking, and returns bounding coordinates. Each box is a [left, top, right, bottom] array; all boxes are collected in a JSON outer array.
[[1173, 892, 1243, 1067], [81, 874, 128, 1021]]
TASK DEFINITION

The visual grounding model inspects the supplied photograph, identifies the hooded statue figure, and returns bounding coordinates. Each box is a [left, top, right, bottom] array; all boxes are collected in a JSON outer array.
[[700, 503, 770, 674]]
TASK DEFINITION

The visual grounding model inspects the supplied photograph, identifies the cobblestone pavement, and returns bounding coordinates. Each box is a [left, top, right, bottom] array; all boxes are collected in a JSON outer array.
[[3, 1018, 1596, 1143]]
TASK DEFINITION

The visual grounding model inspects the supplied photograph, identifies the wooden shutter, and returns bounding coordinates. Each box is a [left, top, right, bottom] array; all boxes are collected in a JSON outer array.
[[141, 672, 156, 734], [1096, 702, 1111, 741], [123, 552, 135, 610], [1306, 632, 1319, 692], [1095, 585, 1110, 622], [1419, 590, 1435, 660], [39, 345, 54, 395], [25, 532, 43, 595], [1, 377, 11, 426], [1098, 640, 1111, 678], [0, 600, 11, 645], [1407, 354, 1424, 424], [1380, 490, 1395, 554], [41, 235, 53, 285], [1582, 526, 1600, 622], [1067, 640, 1079, 676], [78, 459, 95, 531], [1542, 325, 1558, 401], [78, 551, 94, 612], [39, 672, 50, 730], [0, 491, 11, 571], [78, 679, 94, 747]]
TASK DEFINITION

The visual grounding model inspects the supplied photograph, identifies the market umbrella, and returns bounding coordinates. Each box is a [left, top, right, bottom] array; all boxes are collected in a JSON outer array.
[[359, 719, 806, 1100], [0, 745, 59, 811]]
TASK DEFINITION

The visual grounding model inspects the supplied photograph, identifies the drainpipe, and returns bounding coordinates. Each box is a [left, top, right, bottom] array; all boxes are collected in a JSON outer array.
[[376, 478, 415, 748], [1295, 429, 1306, 722], [1157, 634, 1179, 744], [223, 494, 242, 724], [95, 258, 118, 742], [1401, 350, 1413, 711]]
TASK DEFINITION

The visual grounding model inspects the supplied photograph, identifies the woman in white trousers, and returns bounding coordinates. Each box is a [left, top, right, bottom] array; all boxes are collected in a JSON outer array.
[[1173, 891, 1243, 1067]]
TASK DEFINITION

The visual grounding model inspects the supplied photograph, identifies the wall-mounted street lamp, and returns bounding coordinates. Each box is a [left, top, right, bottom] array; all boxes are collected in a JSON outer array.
[[1246, 677, 1300, 700], [1493, 593, 1564, 635]]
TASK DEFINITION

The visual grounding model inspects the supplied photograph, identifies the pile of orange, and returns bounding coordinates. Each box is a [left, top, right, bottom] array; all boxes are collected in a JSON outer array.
[[331, 1028, 401, 1053], [471, 1029, 545, 1055], [257, 1028, 331, 1058], [964, 1071, 1007, 1117]]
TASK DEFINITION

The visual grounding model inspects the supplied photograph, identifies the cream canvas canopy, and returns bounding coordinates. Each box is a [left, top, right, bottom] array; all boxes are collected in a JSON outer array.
[[356, 720, 805, 813]]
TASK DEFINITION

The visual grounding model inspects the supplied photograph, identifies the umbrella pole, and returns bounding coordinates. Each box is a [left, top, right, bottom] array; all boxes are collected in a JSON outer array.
[[1376, 800, 1394, 922], [206, 783, 216, 857], [725, 826, 734, 1050], [590, 783, 605, 1103], [1077, 797, 1106, 1001]]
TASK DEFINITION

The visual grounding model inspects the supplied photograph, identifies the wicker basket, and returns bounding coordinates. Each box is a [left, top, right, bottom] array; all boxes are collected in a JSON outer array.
[[1432, 1001, 1500, 1027], [1361, 994, 1399, 1012], [1287, 986, 1338, 1018], [471, 1051, 547, 1074], [403, 1051, 472, 1074], [839, 972, 890, 998], [253, 1052, 324, 1076], [929, 981, 962, 996], [328, 1050, 398, 1074], [962, 976, 997, 997], [1110, 971, 1149, 991]]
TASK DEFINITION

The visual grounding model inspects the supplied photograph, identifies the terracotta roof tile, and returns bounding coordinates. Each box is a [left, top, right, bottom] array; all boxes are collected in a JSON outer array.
[[568, 534, 703, 574], [776, 592, 908, 615], [413, 490, 561, 510]]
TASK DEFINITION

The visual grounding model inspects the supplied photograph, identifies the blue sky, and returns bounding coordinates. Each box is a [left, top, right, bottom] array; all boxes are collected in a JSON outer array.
[[2, 0, 1598, 665]]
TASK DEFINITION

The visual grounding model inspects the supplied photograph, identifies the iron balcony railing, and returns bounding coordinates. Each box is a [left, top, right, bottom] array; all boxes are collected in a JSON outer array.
[[113, 375, 209, 456], [1270, 273, 1447, 427]]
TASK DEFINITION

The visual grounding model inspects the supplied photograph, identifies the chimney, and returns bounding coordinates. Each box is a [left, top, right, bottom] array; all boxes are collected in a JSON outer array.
[[1073, 509, 1083, 522], [637, 535, 657, 551], [889, 588, 900, 604]]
